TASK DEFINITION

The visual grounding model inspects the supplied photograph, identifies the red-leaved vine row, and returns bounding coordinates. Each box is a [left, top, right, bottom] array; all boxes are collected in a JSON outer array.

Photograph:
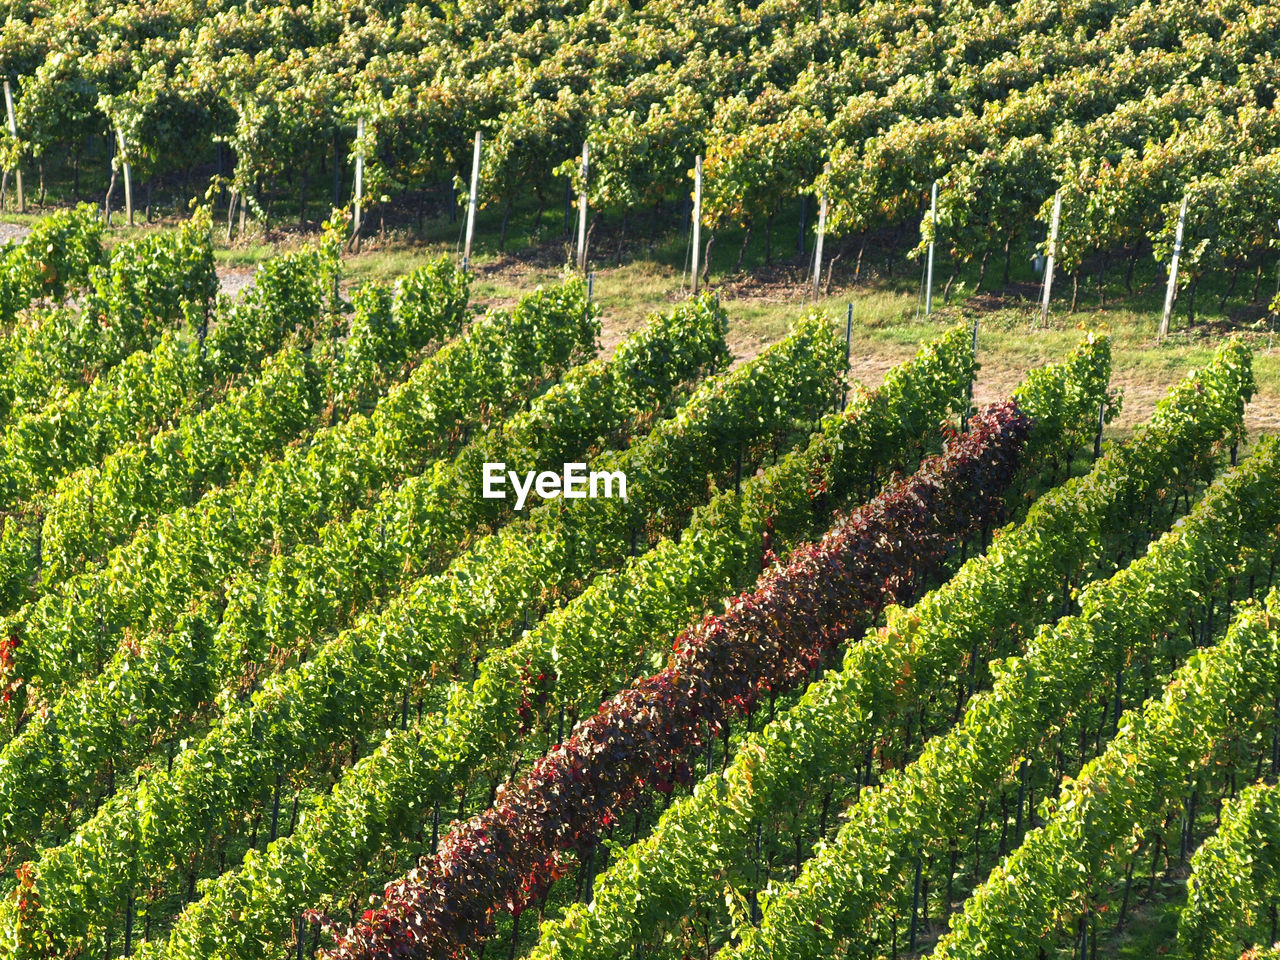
[[316, 399, 1033, 960]]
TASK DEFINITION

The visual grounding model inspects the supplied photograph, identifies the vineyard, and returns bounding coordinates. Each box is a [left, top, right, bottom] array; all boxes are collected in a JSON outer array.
[[0, 1, 1277, 959], [0, 0, 1277, 325], [0, 206, 1263, 960]]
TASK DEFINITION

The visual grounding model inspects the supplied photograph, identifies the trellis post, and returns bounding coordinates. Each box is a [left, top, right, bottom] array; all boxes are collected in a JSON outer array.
[[812, 162, 830, 298], [691, 155, 703, 294], [970, 318, 978, 408], [1158, 194, 1189, 342], [463, 130, 481, 271], [575, 141, 589, 271], [3, 81, 22, 212], [1038, 190, 1062, 327], [352, 117, 366, 249], [116, 128, 133, 226], [840, 302, 853, 411], [925, 181, 937, 315]]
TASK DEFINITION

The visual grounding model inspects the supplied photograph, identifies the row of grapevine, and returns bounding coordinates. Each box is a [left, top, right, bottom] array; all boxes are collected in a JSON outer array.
[[402, 0, 1280, 289], [12, 0, 1176, 281], [1053, 73, 1280, 299], [499, 0, 1120, 238], [0, 254, 468, 611], [147, 321, 979, 958], [326, 334, 1118, 958], [471, 0, 1152, 236], [817, 0, 1212, 226], [10, 0, 1280, 305], [925, 55, 1277, 280], [830, 0, 1278, 261], [362, 0, 1142, 236], [932, 585, 1280, 958], [7, 0, 1279, 303], [720, 430, 1280, 960], [0, 308, 843, 955], [0, 204, 103, 323], [1159, 148, 1280, 298], [206, 294, 727, 680], [0, 275, 593, 722], [532, 337, 1252, 960], [1181, 780, 1280, 959], [0, 292, 729, 869], [396, 0, 1237, 292], [0, 212, 215, 426], [646, 0, 1247, 269], [0, 231, 339, 512]]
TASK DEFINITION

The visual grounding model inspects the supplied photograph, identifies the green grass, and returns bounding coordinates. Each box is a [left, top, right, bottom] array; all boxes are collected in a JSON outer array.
[[1089, 902, 1182, 958], [288, 228, 1280, 443], [7, 196, 1279, 442]]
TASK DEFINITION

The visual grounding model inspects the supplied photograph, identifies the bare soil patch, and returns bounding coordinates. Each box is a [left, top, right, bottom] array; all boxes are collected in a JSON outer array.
[[0, 222, 32, 243]]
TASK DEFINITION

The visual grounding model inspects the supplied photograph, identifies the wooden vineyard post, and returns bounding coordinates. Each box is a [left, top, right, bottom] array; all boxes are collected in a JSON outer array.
[[3, 81, 22, 212], [840, 302, 852, 411], [844, 302, 853, 360], [970, 318, 978, 408], [225, 189, 238, 243], [1158, 194, 1189, 342], [116, 127, 133, 226], [462, 130, 481, 270], [925, 181, 937, 316], [1271, 218, 1280, 353], [575, 141, 589, 272], [352, 117, 366, 251], [1038, 190, 1061, 328], [812, 162, 829, 298], [796, 194, 807, 255], [691, 155, 703, 295]]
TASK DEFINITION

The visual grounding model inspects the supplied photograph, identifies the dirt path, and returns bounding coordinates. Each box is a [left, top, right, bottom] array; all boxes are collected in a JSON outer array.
[[217, 267, 255, 298], [0, 222, 30, 243]]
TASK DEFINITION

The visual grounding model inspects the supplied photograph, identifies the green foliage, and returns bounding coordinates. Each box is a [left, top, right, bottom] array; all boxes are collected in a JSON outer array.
[[0, 230, 347, 516], [936, 582, 1280, 958], [0, 292, 727, 957], [727, 422, 1277, 960], [0, 211, 214, 426], [0, 274, 579, 729], [0, 2, 1279, 953], [0, 204, 103, 315], [531, 333, 1120, 960], [83, 210, 217, 339], [132, 296, 737, 960], [27, 256, 464, 596], [1180, 781, 1280, 959], [702, 89, 825, 231], [0, 308, 838, 956]]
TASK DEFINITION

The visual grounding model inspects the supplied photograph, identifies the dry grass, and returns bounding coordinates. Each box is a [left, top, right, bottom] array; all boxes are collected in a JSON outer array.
[[10, 205, 1273, 444], [423, 248, 1280, 444]]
